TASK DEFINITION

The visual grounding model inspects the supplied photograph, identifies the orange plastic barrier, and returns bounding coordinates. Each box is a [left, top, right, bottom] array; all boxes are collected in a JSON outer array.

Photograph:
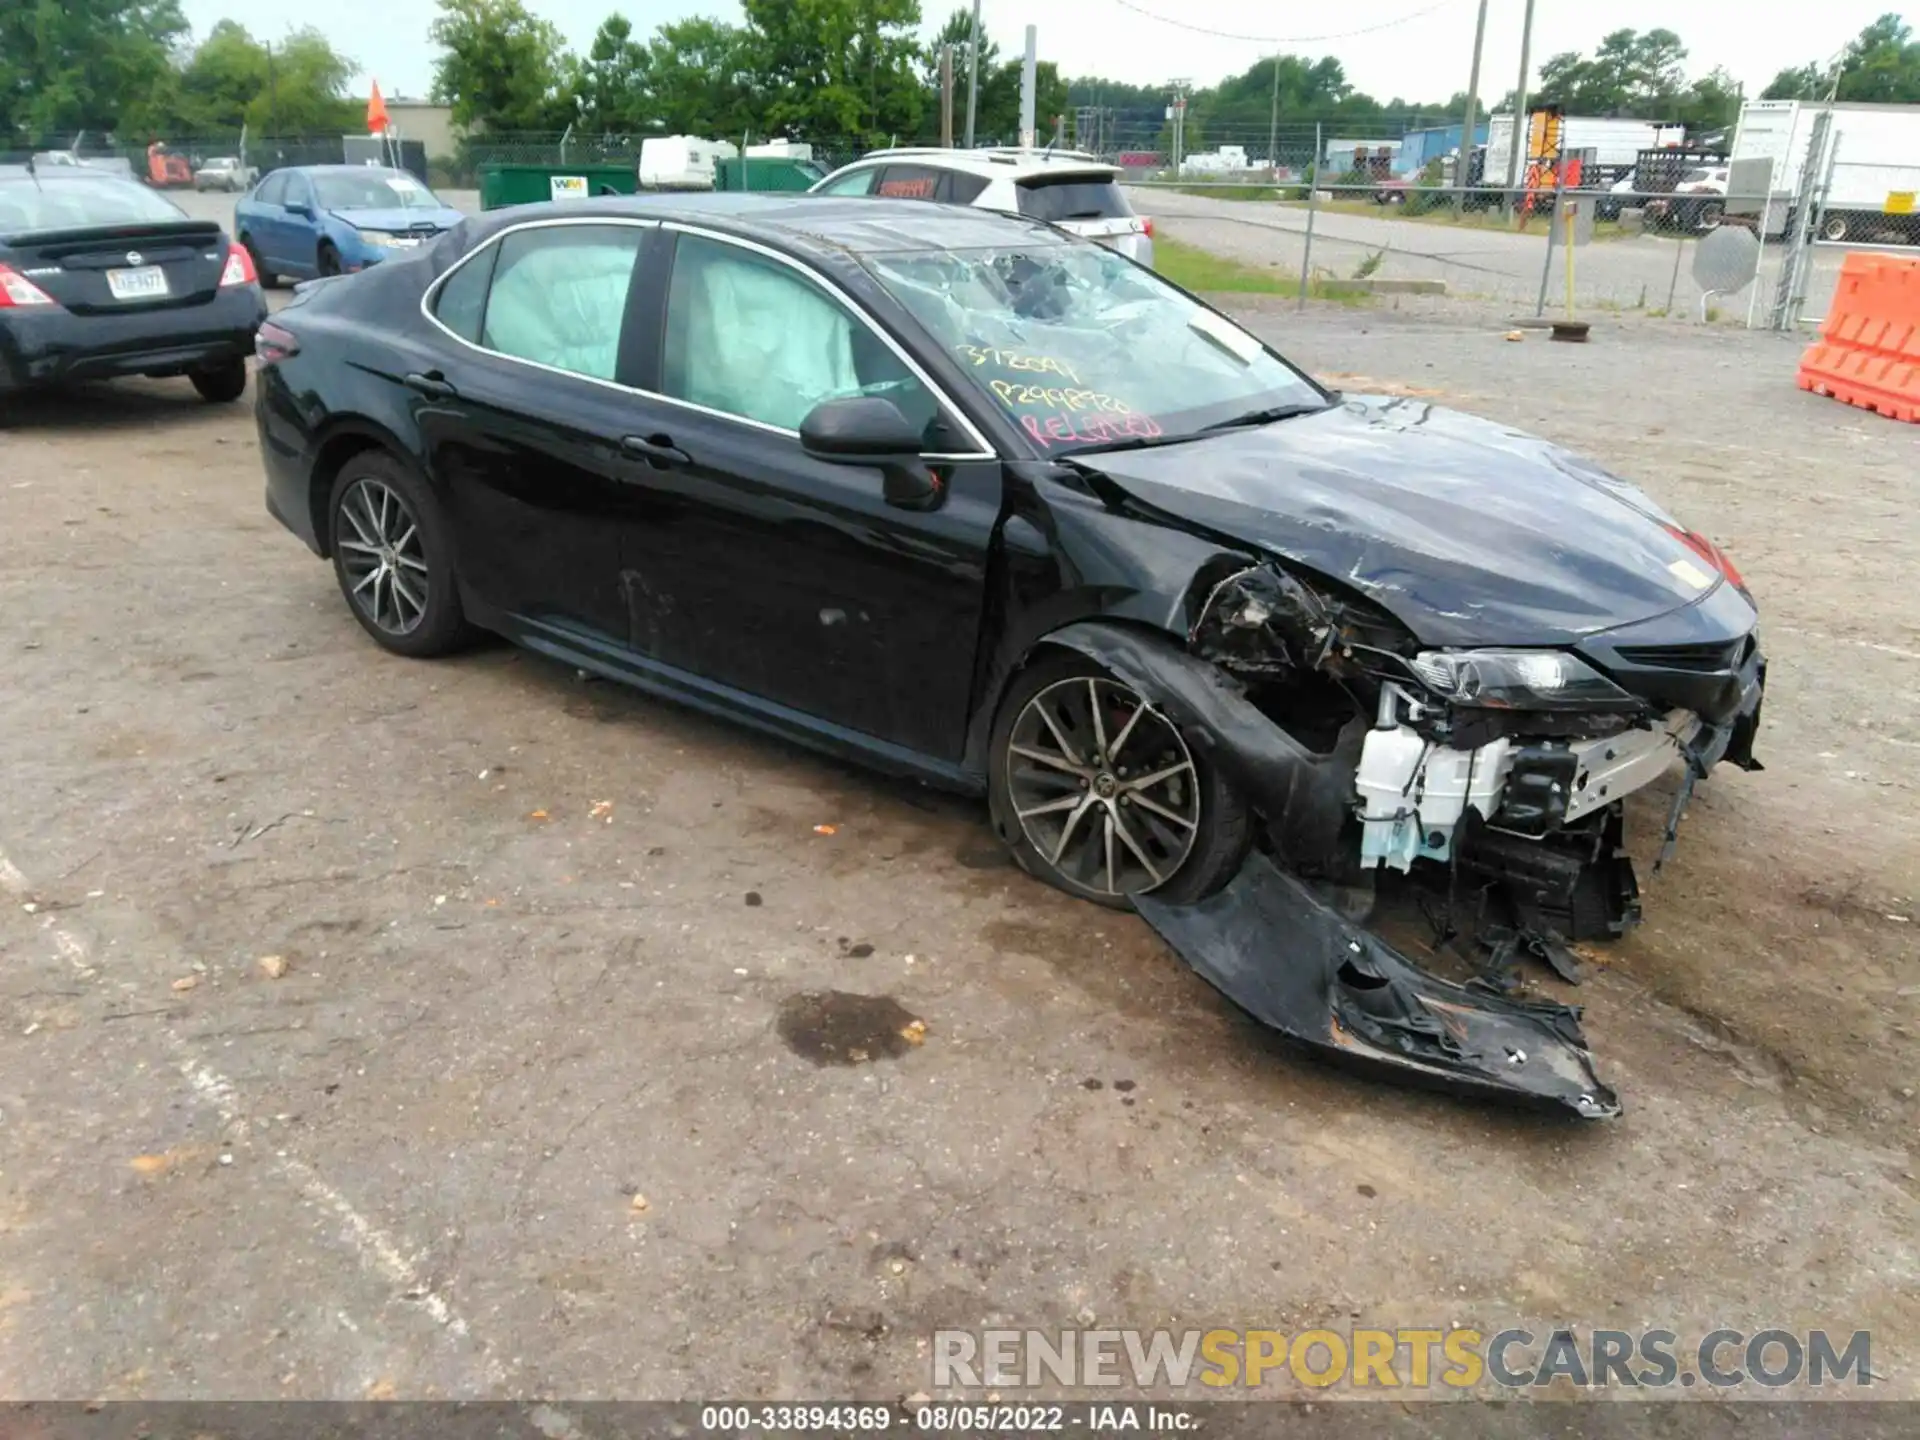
[[1796, 252, 1920, 423]]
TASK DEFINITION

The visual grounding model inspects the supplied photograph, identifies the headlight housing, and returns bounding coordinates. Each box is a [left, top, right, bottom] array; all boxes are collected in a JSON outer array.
[[356, 229, 407, 249], [1407, 649, 1639, 711]]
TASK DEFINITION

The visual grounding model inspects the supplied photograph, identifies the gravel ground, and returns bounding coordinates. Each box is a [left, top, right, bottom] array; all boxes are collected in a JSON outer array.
[[0, 285, 1915, 1403]]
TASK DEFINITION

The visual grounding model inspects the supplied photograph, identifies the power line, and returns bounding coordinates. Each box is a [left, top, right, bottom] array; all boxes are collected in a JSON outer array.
[[1101, 0, 1461, 45]]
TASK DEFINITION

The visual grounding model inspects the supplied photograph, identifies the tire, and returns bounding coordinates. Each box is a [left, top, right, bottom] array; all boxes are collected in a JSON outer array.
[[317, 242, 342, 277], [327, 452, 475, 658], [189, 359, 247, 403], [1695, 200, 1724, 232], [987, 650, 1252, 910], [1821, 212, 1850, 243], [242, 237, 279, 289]]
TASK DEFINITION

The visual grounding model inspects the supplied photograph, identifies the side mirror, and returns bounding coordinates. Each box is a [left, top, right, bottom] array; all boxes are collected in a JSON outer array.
[[286, 201, 313, 218], [799, 396, 940, 509]]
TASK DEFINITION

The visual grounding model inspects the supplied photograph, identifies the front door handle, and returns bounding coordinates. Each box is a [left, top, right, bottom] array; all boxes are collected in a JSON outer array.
[[621, 433, 690, 467], [405, 371, 457, 400]]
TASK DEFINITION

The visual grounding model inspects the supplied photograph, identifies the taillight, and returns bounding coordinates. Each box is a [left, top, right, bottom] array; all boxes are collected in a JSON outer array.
[[0, 263, 58, 309], [1140, 216, 1155, 237], [220, 243, 258, 287], [1667, 524, 1747, 590], [254, 320, 299, 363]]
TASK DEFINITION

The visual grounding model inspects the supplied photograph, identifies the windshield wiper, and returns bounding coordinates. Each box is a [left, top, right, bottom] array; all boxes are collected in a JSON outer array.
[[1057, 431, 1217, 458], [1200, 402, 1329, 432]]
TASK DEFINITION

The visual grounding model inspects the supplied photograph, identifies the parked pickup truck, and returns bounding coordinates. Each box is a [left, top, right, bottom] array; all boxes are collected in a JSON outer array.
[[194, 157, 259, 192]]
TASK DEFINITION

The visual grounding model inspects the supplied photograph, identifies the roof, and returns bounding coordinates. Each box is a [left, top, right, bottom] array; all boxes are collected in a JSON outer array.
[[445, 192, 1071, 260], [830, 146, 1118, 178]]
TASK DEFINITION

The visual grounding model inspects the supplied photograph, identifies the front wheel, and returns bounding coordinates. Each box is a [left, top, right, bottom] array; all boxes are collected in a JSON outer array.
[[317, 242, 342, 277], [988, 653, 1252, 909], [1822, 212, 1851, 243], [190, 359, 247, 403], [328, 453, 475, 658]]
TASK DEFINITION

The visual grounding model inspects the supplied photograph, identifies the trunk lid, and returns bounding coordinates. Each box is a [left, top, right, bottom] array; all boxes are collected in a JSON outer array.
[[6, 220, 227, 314]]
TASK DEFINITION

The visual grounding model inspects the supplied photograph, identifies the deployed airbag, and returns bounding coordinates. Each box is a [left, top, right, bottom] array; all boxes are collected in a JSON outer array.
[[1135, 854, 1621, 1119]]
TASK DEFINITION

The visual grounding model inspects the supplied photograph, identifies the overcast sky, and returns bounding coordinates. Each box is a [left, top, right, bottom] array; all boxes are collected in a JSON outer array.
[[181, 0, 1905, 107]]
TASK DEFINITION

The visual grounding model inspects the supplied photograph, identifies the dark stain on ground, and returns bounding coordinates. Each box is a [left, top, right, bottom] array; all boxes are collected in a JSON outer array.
[[1081, 1078, 1104, 1090], [955, 843, 1015, 870], [837, 939, 875, 958], [1113, 1079, 1137, 1092], [777, 991, 924, 1066], [744, 891, 763, 906]]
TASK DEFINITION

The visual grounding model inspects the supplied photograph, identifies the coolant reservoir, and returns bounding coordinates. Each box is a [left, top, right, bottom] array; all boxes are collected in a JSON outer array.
[[1356, 729, 1514, 870]]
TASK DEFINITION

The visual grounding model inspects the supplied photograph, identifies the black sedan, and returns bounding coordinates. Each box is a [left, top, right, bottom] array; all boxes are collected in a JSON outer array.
[[255, 195, 1765, 1117], [0, 167, 264, 401]]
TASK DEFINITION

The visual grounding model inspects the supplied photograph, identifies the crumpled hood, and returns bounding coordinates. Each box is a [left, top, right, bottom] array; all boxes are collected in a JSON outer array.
[[329, 206, 465, 234], [1082, 395, 1720, 647]]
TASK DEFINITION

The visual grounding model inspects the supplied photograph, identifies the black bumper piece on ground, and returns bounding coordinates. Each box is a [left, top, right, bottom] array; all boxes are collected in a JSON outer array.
[[0, 287, 265, 392], [1137, 854, 1621, 1120]]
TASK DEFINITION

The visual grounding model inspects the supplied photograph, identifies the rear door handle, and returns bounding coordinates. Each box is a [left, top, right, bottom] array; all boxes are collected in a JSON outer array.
[[405, 371, 457, 400], [621, 433, 690, 467]]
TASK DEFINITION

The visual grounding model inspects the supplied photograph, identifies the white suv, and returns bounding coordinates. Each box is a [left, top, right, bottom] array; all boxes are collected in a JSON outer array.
[[810, 147, 1155, 267]]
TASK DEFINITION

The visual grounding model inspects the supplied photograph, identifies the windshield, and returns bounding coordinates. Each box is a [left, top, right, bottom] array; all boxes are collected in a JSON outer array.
[[864, 242, 1324, 451], [312, 170, 443, 211], [0, 177, 184, 235]]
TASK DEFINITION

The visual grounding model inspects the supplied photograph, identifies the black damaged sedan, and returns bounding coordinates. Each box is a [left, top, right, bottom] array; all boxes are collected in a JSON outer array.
[[256, 195, 1765, 1117]]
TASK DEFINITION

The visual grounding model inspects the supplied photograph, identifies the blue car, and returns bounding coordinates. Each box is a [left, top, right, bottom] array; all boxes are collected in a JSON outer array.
[[233, 165, 466, 286]]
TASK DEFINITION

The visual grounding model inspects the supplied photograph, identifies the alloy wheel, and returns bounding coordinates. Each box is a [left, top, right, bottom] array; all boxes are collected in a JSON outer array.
[[1004, 676, 1200, 897], [336, 477, 429, 635]]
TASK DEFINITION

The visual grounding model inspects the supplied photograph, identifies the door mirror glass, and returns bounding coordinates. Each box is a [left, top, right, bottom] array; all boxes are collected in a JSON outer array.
[[286, 200, 313, 218]]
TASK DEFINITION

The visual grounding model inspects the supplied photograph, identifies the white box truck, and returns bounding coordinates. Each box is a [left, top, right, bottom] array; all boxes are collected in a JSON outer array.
[[637, 136, 739, 190], [1483, 114, 1684, 183], [1730, 99, 1920, 243]]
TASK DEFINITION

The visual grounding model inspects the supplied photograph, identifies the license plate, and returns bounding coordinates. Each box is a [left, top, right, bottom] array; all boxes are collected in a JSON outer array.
[[106, 265, 169, 300]]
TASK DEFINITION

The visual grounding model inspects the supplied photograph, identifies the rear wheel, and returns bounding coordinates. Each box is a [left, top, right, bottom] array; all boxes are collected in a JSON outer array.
[[190, 359, 247, 403], [1821, 212, 1851, 243], [328, 452, 474, 658], [241, 237, 279, 289], [988, 652, 1251, 909]]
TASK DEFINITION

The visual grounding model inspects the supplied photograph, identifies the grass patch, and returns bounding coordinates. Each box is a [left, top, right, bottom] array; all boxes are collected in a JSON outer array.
[[1170, 183, 1290, 203], [1290, 197, 1641, 243], [1154, 236, 1368, 303]]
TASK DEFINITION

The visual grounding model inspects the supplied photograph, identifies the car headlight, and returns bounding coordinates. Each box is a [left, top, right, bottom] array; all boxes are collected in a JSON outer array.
[[1407, 649, 1639, 710], [356, 229, 406, 248]]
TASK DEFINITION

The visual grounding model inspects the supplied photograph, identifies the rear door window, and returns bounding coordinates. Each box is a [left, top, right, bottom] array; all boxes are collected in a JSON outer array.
[[937, 171, 988, 204], [1014, 173, 1134, 222], [874, 165, 942, 201], [477, 224, 649, 381]]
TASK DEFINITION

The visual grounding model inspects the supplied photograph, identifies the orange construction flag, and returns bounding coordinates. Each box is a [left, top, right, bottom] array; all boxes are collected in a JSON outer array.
[[367, 81, 390, 134]]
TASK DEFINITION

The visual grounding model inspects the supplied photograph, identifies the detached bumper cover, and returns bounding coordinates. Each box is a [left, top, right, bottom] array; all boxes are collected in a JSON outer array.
[[1137, 854, 1620, 1119], [0, 286, 265, 391]]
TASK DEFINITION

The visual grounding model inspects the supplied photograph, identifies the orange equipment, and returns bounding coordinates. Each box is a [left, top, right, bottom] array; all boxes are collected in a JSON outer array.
[[145, 142, 192, 187], [1796, 252, 1920, 423]]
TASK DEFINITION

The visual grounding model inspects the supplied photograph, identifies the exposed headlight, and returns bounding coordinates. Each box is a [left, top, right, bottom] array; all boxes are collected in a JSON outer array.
[[1407, 649, 1638, 710], [356, 229, 412, 249]]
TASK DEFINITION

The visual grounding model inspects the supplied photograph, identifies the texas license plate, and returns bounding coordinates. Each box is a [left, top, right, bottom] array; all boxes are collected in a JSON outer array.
[[106, 265, 169, 300]]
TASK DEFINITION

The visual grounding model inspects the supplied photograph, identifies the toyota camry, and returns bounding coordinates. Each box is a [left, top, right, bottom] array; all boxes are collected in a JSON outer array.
[[253, 195, 1765, 1116]]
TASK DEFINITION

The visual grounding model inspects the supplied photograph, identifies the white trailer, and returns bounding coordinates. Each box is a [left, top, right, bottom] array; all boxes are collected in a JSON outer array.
[[638, 135, 739, 190], [1731, 99, 1920, 243], [1483, 114, 1683, 182]]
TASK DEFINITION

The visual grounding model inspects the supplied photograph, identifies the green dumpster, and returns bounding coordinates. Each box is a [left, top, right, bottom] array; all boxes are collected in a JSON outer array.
[[713, 156, 827, 193], [478, 162, 638, 211]]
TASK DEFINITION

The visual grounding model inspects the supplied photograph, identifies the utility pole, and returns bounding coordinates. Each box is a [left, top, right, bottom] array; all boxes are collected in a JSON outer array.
[[266, 40, 277, 138], [963, 0, 983, 148], [1169, 78, 1189, 175], [1455, 0, 1489, 191], [940, 46, 954, 148], [1018, 25, 1037, 149], [1504, 0, 1536, 190], [1268, 55, 1281, 174]]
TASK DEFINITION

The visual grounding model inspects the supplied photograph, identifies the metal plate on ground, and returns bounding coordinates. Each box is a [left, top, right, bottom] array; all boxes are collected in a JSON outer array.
[[1692, 224, 1761, 295]]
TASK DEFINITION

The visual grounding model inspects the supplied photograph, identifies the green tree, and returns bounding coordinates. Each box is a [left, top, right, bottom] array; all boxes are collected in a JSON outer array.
[[741, 0, 926, 145], [1760, 15, 1920, 105], [429, 0, 575, 131], [1674, 67, 1741, 138], [1, 0, 187, 138], [1761, 63, 1824, 100], [575, 14, 650, 132], [172, 22, 357, 135], [1535, 28, 1688, 117], [645, 18, 756, 137]]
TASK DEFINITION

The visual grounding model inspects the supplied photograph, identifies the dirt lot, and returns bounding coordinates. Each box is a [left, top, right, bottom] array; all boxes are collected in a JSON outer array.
[[1, 298, 1916, 1403]]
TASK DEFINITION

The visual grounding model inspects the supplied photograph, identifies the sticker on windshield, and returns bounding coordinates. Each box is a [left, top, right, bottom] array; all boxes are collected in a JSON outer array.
[[549, 175, 589, 201], [1186, 308, 1264, 364], [386, 175, 424, 194]]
